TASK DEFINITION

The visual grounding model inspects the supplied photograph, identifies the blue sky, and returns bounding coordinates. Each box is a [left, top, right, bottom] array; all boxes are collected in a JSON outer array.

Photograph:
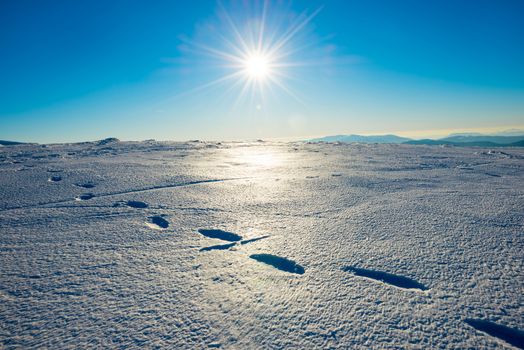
[[1, 0, 523, 142]]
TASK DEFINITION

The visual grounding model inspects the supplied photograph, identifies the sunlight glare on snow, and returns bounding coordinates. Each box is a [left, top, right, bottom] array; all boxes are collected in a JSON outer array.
[[223, 146, 287, 173], [240, 150, 281, 168]]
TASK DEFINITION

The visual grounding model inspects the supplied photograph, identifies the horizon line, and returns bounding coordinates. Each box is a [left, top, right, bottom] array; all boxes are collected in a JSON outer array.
[[3, 124, 524, 145]]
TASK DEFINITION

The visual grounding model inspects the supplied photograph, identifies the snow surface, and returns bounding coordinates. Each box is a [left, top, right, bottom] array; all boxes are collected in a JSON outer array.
[[0, 140, 523, 349]]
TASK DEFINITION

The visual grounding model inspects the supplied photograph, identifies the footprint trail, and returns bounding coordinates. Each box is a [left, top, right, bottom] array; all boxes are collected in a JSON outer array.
[[465, 318, 524, 349], [250, 254, 305, 275], [126, 200, 148, 209], [76, 183, 95, 189], [146, 216, 169, 230], [342, 266, 428, 291], [76, 193, 95, 201], [198, 229, 242, 242]]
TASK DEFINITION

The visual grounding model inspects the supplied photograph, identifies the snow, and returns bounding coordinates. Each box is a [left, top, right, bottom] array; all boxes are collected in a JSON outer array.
[[0, 141, 523, 349]]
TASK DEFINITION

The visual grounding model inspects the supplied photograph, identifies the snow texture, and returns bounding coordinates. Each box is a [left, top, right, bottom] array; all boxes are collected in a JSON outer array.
[[0, 140, 523, 349]]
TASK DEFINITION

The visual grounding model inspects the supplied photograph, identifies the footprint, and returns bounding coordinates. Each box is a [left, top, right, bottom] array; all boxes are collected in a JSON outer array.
[[76, 193, 94, 201], [75, 183, 95, 189], [465, 319, 524, 349], [250, 254, 305, 275], [126, 200, 148, 209], [198, 229, 242, 242], [48, 176, 62, 182], [146, 216, 169, 230], [199, 243, 237, 252], [342, 266, 427, 291]]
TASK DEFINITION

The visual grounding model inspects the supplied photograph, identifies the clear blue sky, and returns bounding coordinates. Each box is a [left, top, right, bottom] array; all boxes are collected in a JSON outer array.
[[1, 0, 523, 142]]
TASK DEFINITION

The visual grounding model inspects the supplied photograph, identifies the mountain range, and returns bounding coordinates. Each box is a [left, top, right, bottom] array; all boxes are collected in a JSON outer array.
[[309, 131, 524, 147]]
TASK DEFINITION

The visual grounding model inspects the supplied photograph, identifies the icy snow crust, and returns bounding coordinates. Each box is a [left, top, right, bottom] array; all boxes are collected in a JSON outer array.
[[0, 140, 523, 349]]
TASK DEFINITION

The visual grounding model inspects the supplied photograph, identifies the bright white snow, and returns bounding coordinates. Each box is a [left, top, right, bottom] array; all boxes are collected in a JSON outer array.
[[0, 140, 523, 349]]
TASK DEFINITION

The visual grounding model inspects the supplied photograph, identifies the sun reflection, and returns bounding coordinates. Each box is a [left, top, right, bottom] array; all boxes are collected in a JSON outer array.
[[248, 153, 279, 167], [222, 145, 285, 172]]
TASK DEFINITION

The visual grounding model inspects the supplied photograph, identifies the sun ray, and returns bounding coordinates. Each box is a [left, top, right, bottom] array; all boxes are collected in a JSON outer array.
[[232, 79, 253, 109], [176, 70, 246, 98], [266, 74, 305, 105], [266, 7, 323, 58], [183, 40, 244, 64], [217, 2, 252, 56], [257, 0, 269, 52], [176, 2, 324, 110]]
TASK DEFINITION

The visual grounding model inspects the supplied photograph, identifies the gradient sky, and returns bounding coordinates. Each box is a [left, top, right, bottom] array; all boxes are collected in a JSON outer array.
[[1, 0, 523, 143]]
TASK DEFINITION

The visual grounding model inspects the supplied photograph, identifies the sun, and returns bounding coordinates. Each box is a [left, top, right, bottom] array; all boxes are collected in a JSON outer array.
[[179, 2, 323, 107], [244, 54, 270, 80]]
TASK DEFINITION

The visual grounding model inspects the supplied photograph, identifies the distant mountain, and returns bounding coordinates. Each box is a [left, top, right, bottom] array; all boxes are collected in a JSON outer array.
[[405, 139, 524, 147], [405, 139, 453, 146], [309, 134, 412, 144], [447, 132, 484, 137], [440, 135, 524, 144], [0, 140, 26, 146], [308, 131, 524, 147], [510, 139, 524, 147], [405, 139, 497, 147], [491, 129, 524, 136], [424, 132, 524, 147], [447, 130, 524, 137]]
